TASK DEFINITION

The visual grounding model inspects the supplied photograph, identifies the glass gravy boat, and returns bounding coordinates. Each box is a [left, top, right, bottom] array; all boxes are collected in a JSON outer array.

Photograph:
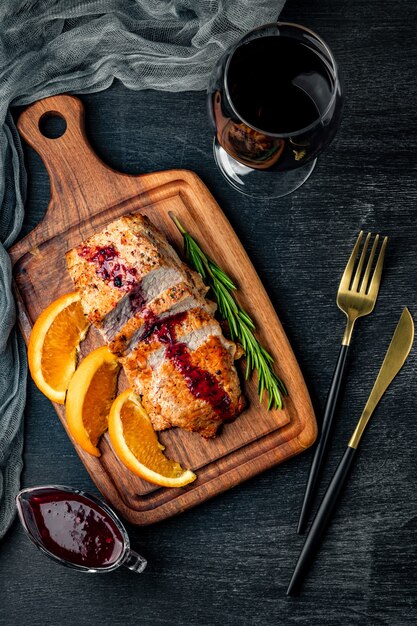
[[16, 485, 147, 574]]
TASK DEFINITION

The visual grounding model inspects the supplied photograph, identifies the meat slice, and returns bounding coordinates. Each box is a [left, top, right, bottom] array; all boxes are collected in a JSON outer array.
[[121, 307, 245, 438], [108, 281, 217, 355], [66, 213, 207, 327]]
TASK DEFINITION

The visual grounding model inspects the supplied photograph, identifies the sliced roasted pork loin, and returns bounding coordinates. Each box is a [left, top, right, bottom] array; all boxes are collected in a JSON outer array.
[[66, 213, 207, 329], [66, 212, 245, 438], [121, 307, 245, 438]]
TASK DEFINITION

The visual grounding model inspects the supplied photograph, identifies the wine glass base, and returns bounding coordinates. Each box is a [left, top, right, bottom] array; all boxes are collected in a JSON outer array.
[[213, 140, 317, 199]]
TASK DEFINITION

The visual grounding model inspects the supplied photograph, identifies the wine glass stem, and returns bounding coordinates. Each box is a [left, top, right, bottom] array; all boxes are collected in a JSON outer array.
[[123, 549, 147, 573]]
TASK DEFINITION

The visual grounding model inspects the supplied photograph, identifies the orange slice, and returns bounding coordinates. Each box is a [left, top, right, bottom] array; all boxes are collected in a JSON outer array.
[[66, 346, 120, 457], [108, 389, 196, 488], [28, 292, 90, 404]]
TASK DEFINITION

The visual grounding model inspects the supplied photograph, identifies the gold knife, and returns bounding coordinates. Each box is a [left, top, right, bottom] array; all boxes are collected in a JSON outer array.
[[287, 307, 414, 595]]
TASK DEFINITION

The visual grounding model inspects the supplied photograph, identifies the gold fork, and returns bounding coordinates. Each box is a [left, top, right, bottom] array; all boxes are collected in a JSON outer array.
[[297, 231, 388, 535]]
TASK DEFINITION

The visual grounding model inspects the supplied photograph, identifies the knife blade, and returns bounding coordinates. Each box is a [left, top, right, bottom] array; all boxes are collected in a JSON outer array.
[[348, 306, 414, 448]]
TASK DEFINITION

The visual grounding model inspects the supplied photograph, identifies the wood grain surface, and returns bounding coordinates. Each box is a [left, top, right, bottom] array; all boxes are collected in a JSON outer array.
[[2, 0, 417, 624], [11, 94, 316, 524]]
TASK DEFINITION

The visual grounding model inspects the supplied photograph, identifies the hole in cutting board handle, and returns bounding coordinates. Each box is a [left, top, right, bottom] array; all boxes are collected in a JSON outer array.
[[39, 112, 67, 139]]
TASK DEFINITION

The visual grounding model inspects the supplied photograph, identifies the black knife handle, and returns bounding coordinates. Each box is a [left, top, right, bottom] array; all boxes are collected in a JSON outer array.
[[287, 445, 357, 596], [297, 344, 350, 535]]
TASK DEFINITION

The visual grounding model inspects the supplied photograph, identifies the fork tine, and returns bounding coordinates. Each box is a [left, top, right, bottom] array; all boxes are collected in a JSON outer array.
[[339, 231, 363, 290], [359, 234, 379, 293], [367, 236, 388, 299], [351, 232, 371, 291]]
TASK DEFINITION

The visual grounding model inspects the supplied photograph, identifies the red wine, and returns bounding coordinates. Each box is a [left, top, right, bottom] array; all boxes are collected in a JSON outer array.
[[227, 36, 334, 135], [18, 488, 125, 568], [208, 29, 342, 172]]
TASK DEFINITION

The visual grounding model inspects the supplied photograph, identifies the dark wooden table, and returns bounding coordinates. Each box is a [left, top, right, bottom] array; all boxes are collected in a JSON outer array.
[[2, 0, 417, 623]]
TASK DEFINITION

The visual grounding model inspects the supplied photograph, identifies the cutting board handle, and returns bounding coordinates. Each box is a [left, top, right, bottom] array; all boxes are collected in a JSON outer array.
[[17, 94, 124, 220]]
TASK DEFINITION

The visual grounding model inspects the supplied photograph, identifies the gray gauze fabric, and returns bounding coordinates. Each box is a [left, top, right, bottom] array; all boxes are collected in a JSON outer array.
[[0, 0, 286, 538]]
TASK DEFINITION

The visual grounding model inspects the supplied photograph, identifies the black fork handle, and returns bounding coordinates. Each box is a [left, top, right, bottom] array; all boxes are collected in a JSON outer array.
[[288, 445, 357, 595], [297, 344, 349, 535]]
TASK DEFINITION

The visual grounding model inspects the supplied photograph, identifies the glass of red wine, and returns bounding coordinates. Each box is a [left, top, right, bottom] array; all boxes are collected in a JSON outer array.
[[16, 485, 147, 574], [207, 22, 343, 198]]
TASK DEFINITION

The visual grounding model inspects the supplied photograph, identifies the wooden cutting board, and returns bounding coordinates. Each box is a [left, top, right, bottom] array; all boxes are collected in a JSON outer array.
[[11, 94, 317, 525]]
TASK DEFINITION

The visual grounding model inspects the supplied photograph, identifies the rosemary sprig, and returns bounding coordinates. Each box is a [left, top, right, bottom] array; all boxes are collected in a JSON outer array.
[[170, 213, 287, 410]]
